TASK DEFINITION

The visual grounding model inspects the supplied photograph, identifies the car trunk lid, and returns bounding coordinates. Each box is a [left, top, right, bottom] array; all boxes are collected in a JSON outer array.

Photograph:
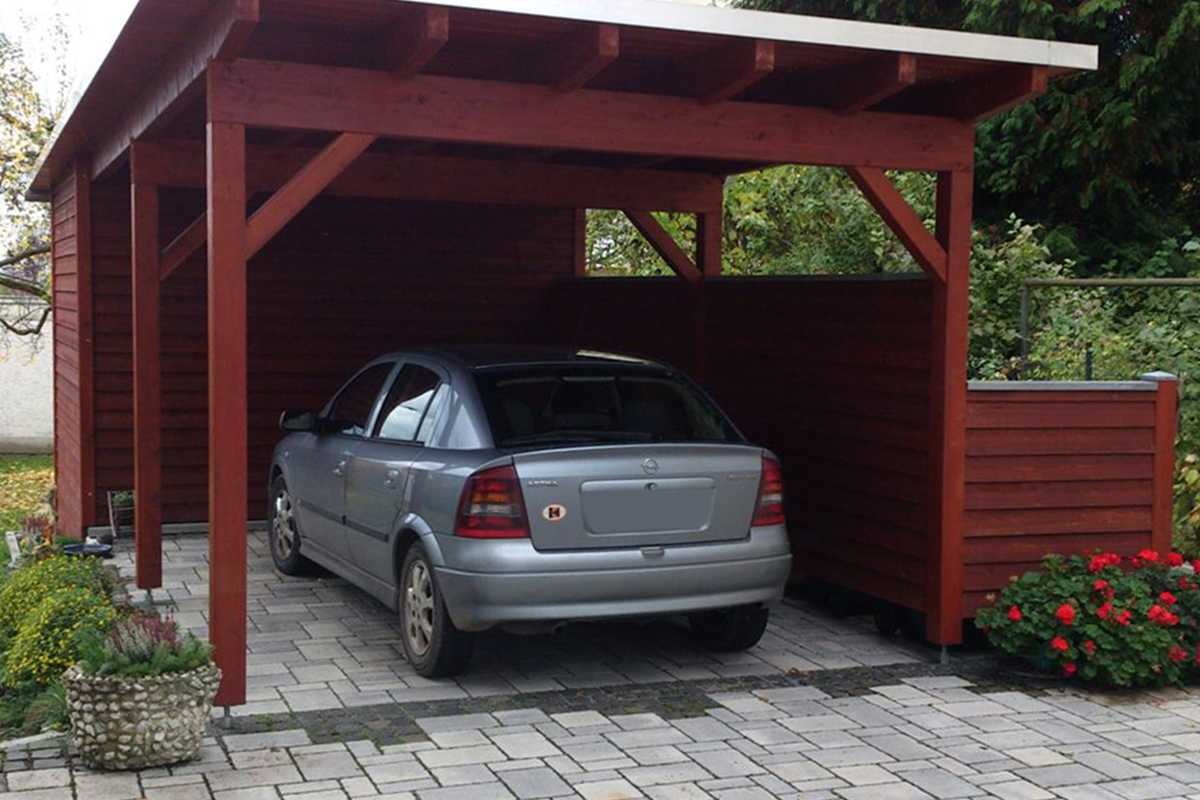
[[512, 444, 762, 551]]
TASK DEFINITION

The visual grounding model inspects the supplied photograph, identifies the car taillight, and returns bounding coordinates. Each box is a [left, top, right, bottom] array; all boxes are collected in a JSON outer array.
[[455, 464, 529, 538], [752, 456, 785, 527]]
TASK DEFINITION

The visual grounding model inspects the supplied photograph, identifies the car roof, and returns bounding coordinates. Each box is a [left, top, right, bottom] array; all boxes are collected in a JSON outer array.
[[390, 346, 668, 370]]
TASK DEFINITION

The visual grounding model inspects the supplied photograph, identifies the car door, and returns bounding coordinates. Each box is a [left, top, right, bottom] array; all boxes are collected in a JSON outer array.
[[290, 361, 396, 563], [343, 362, 447, 581]]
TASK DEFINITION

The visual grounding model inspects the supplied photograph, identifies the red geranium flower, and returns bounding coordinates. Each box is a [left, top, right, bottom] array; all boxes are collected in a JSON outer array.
[[1007, 605, 1022, 622], [1062, 663, 1077, 676], [1097, 602, 1112, 620], [1116, 610, 1132, 626], [1138, 549, 1161, 563], [1179, 577, 1191, 591], [1051, 636, 1069, 653], [1166, 553, 1184, 567], [1192, 559, 1200, 574], [1092, 580, 1108, 593], [1082, 640, 1097, 657], [1055, 604, 1076, 626], [1160, 592, 1177, 606], [1168, 646, 1188, 663]]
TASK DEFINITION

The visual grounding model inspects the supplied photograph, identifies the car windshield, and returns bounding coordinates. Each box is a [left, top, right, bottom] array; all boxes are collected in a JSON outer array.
[[474, 365, 742, 448]]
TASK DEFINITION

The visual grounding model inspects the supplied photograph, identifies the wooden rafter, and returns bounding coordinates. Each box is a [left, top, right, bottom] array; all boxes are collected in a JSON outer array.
[[91, 0, 259, 181], [128, 140, 726, 214], [624, 210, 701, 285], [245, 133, 377, 258], [385, 5, 449, 78], [208, 59, 976, 172], [546, 23, 620, 92], [955, 65, 1048, 121], [696, 39, 775, 105], [834, 53, 917, 115], [846, 166, 946, 281]]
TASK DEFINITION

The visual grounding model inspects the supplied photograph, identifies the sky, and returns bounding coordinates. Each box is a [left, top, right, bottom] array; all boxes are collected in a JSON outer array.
[[3, 0, 136, 109]]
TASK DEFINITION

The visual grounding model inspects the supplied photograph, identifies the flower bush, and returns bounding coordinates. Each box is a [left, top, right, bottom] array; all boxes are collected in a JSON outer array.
[[979, 551, 1200, 690], [0, 555, 113, 636], [5, 588, 117, 687], [977, 551, 1200, 687], [78, 612, 212, 678]]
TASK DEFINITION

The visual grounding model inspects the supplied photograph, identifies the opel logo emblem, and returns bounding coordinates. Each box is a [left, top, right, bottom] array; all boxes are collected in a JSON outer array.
[[642, 458, 659, 475]]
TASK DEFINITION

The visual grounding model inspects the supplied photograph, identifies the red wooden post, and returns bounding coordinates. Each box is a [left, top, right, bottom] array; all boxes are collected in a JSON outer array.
[[206, 119, 248, 707], [694, 212, 722, 380], [1146, 372, 1179, 554], [927, 168, 972, 646], [130, 167, 163, 590], [573, 210, 587, 277], [75, 160, 98, 530]]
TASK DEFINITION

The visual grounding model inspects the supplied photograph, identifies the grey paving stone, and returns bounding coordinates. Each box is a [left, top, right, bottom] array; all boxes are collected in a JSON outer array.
[[416, 781, 515, 800], [1012, 765, 1105, 788], [295, 750, 362, 781], [897, 768, 983, 798], [1101, 776, 1194, 799], [834, 784, 934, 800], [498, 767, 573, 799]]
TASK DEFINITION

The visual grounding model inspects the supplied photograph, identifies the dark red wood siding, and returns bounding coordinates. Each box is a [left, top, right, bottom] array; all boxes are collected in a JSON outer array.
[[50, 164, 94, 538], [88, 188, 577, 525], [562, 275, 934, 611], [962, 387, 1166, 614]]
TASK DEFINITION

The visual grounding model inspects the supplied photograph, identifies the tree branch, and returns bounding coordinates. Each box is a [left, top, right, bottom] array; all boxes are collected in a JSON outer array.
[[0, 305, 51, 336], [0, 272, 49, 301], [0, 245, 50, 271]]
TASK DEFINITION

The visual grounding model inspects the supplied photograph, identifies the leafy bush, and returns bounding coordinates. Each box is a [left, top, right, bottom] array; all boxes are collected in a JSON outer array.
[[5, 588, 117, 686], [78, 611, 212, 678], [0, 555, 113, 636], [977, 551, 1200, 688]]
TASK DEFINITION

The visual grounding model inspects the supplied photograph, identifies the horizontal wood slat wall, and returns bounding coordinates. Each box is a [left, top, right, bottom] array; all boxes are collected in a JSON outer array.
[[89, 187, 576, 525], [559, 276, 934, 611], [962, 387, 1170, 615]]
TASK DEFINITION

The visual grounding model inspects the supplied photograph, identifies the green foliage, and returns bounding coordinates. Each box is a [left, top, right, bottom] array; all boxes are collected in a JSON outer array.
[[976, 551, 1200, 687], [77, 612, 214, 679], [5, 587, 117, 686], [0, 682, 69, 736], [0, 555, 114, 637]]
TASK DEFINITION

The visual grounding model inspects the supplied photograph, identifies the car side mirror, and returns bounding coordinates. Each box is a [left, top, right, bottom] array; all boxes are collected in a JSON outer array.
[[279, 409, 318, 433]]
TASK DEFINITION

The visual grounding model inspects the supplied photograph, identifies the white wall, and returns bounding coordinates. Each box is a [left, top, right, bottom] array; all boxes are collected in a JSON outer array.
[[0, 302, 54, 453]]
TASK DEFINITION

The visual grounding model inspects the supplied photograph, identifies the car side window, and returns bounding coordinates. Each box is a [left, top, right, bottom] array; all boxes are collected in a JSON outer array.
[[325, 364, 393, 437], [374, 365, 441, 442]]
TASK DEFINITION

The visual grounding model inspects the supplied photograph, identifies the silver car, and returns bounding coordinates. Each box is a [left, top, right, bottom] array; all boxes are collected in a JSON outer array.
[[269, 348, 792, 677]]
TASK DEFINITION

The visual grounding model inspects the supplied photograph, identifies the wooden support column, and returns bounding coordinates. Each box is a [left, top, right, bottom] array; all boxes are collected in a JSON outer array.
[[207, 120, 248, 707], [1147, 374, 1180, 554], [927, 169, 972, 646], [696, 212, 722, 278], [130, 158, 163, 590], [573, 209, 588, 277]]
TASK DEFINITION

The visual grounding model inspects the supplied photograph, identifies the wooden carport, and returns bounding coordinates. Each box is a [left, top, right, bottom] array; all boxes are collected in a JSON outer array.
[[29, 0, 1111, 707]]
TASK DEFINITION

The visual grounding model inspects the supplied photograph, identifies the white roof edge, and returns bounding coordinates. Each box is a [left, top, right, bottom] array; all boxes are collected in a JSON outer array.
[[399, 0, 1099, 70]]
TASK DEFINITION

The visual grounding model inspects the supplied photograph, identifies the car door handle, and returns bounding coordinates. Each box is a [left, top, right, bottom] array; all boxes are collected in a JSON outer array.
[[333, 460, 346, 477], [384, 469, 400, 488]]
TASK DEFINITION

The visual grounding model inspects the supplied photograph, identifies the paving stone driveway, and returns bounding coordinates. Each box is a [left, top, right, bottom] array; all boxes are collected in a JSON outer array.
[[6, 674, 1200, 799], [120, 532, 926, 716]]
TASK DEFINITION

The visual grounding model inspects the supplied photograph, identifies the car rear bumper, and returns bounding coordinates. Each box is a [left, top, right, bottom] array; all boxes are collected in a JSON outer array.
[[431, 526, 791, 631]]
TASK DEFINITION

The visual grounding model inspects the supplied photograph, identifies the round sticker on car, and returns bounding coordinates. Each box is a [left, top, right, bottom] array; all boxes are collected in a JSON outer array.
[[542, 504, 567, 522]]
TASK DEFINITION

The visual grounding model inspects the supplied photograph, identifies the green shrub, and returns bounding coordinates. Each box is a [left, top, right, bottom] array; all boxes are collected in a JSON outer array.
[[0, 555, 113, 637], [5, 588, 117, 687], [977, 551, 1200, 688], [78, 611, 213, 678]]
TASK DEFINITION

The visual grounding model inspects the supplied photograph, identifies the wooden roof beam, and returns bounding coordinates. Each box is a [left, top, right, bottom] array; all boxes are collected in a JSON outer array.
[[624, 210, 702, 285], [846, 165, 946, 281], [696, 39, 775, 105], [246, 132, 377, 258], [384, 5, 449, 78], [90, 0, 259, 182], [546, 23, 620, 92], [954, 64, 1048, 121], [131, 139, 725, 214], [208, 59, 975, 172], [834, 53, 917, 115]]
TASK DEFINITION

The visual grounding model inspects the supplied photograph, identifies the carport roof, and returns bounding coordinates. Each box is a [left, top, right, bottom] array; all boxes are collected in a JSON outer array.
[[29, 0, 1098, 198]]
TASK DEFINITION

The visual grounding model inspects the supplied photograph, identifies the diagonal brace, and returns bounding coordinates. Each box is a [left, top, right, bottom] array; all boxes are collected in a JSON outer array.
[[846, 166, 947, 282], [623, 210, 702, 285]]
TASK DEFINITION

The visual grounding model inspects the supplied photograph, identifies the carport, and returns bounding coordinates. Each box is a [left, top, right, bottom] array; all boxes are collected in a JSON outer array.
[[31, 0, 1174, 709]]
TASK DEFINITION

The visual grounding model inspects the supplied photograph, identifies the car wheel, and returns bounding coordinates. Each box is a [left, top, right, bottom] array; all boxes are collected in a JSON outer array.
[[269, 475, 309, 575], [689, 604, 770, 652], [400, 542, 475, 678]]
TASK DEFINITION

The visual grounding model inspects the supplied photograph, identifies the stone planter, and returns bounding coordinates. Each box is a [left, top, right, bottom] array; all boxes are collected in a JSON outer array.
[[63, 663, 221, 770]]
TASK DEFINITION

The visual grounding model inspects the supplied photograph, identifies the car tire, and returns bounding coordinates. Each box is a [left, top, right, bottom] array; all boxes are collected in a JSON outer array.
[[689, 605, 770, 652], [399, 542, 475, 678], [269, 474, 311, 576]]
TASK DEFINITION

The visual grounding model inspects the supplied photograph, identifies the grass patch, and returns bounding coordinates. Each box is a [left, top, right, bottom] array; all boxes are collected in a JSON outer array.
[[0, 455, 54, 534]]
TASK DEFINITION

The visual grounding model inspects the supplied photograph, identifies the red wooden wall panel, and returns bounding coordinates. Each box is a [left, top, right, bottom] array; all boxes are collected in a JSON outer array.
[[961, 388, 1167, 615], [87, 187, 576, 526]]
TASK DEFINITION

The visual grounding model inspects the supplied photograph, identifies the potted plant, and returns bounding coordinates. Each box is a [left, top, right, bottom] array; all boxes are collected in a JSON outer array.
[[64, 611, 219, 769]]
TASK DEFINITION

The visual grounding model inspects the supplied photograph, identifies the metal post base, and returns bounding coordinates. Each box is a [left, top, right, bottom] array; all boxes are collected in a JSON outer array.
[[939, 646, 951, 666], [220, 707, 233, 729]]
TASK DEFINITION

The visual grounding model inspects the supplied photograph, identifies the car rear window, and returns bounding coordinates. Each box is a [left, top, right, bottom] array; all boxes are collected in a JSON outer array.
[[473, 365, 742, 448]]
